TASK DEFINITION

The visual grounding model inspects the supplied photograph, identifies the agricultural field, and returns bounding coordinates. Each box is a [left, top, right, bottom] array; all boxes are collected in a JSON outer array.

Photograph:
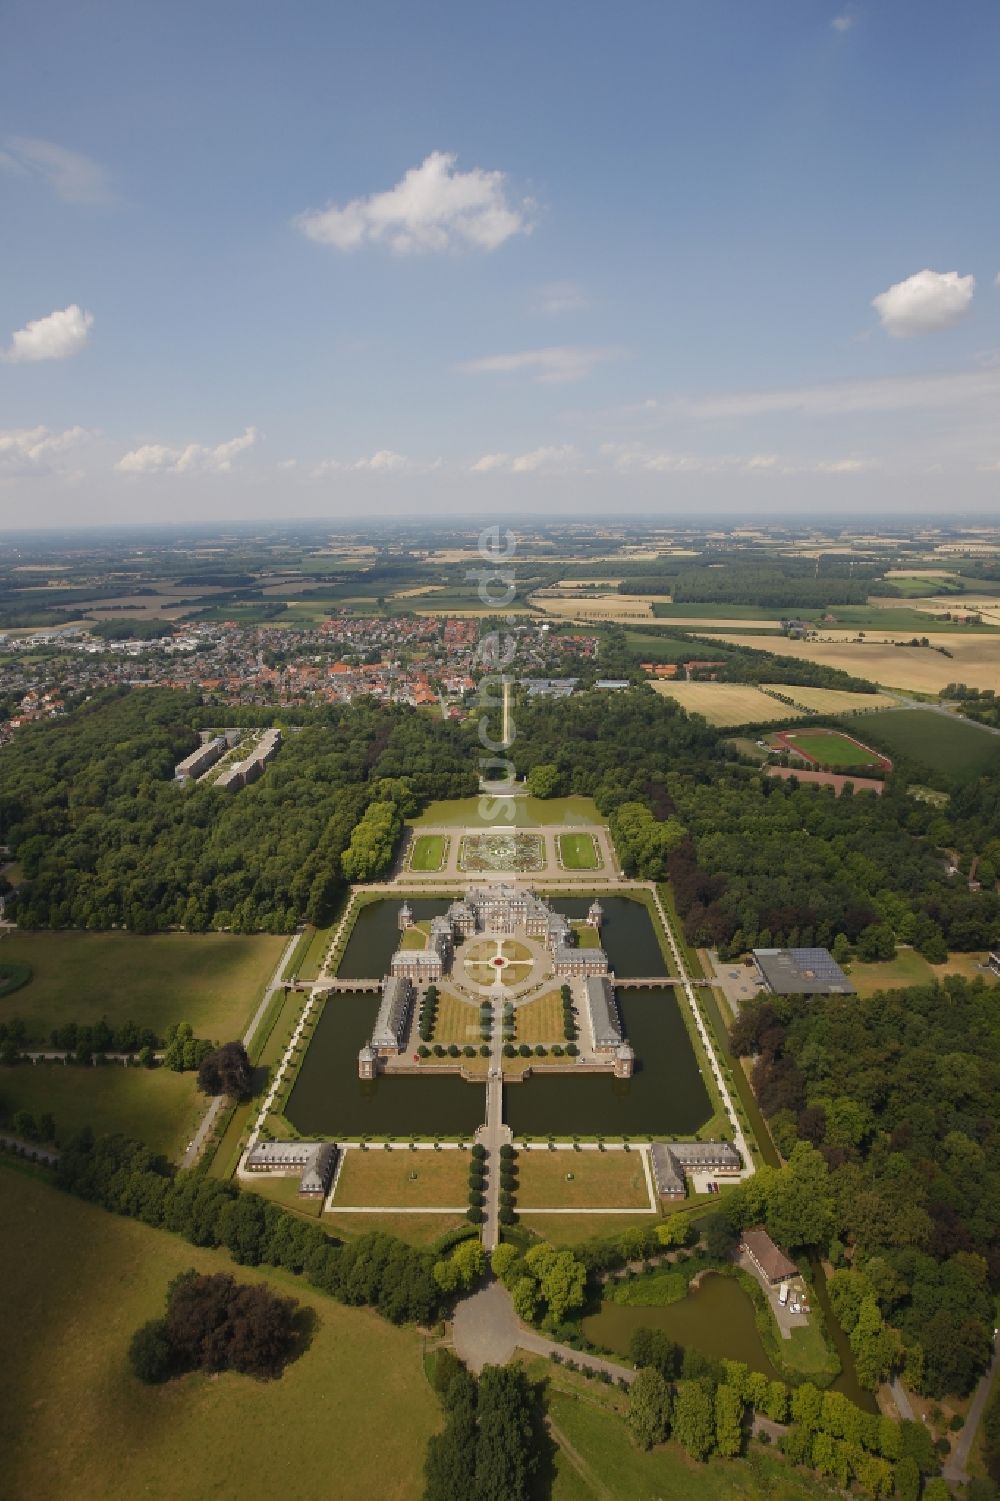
[[0, 1064, 201, 1158], [648, 681, 806, 727], [706, 632, 1000, 693], [0, 1170, 437, 1501], [516, 1149, 652, 1210], [331, 1147, 470, 1208], [767, 727, 889, 770], [763, 683, 895, 714], [557, 833, 600, 869], [0, 932, 286, 1042], [408, 833, 446, 871], [845, 708, 1000, 780], [533, 595, 660, 622]]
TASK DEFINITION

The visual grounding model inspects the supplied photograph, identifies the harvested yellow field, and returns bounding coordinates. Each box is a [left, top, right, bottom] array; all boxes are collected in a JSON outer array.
[[763, 684, 896, 714], [706, 634, 1000, 693], [557, 578, 623, 588], [648, 681, 805, 726], [533, 594, 658, 621]]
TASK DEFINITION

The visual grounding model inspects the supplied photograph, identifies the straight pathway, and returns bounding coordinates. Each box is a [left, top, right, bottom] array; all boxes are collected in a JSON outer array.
[[181, 928, 302, 1169], [944, 1342, 1000, 1485]]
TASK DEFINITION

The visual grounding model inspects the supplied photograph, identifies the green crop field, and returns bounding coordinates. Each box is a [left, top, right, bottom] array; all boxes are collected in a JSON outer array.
[[844, 708, 1000, 780], [558, 833, 600, 869], [0, 1169, 438, 1501], [772, 729, 884, 768], [409, 833, 446, 870], [0, 932, 286, 1042], [0, 1064, 202, 1157]]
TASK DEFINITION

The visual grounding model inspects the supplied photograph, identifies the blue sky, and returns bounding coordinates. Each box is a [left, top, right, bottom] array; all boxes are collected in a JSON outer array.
[[2, 0, 999, 525]]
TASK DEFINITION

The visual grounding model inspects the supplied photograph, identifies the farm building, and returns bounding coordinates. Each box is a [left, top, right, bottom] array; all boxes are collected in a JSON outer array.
[[740, 1227, 798, 1285], [753, 947, 855, 996]]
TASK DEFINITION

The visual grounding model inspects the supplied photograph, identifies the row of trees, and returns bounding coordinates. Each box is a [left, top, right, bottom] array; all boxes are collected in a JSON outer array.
[[730, 978, 999, 1397], [423, 1351, 541, 1501], [56, 1132, 442, 1325]]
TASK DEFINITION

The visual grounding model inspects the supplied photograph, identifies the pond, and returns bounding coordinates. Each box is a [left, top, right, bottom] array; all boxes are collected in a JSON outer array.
[[285, 990, 486, 1138], [584, 1268, 876, 1410], [337, 897, 450, 979], [411, 795, 602, 828], [585, 1271, 779, 1377], [551, 895, 669, 978], [504, 987, 710, 1137]]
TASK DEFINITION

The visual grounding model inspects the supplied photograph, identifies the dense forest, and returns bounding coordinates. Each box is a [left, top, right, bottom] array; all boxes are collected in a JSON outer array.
[[730, 978, 1000, 1398], [0, 689, 475, 931]]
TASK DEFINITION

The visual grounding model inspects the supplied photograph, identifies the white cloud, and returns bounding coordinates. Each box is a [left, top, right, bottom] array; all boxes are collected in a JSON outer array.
[[296, 150, 533, 254], [117, 426, 257, 475], [1, 136, 114, 204], [309, 450, 443, 477], [0, 425, 92, 476], [831, 13, 856, 31], [3, 304, 94, 363], [534, 280, 588, 316], [460, 345, 622, 384], [471, 445, 577, 474], [872, 269, 975, 337], [600, 443, 874, 475]]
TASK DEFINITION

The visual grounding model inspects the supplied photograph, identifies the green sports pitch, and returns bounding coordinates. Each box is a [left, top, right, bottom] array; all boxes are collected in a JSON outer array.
[[557, 832, 601, 869], [408, 833, 446, 871], [770, 728, 889, 770]]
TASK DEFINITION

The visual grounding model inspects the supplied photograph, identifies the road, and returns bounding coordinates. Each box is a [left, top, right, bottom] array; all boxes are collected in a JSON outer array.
[[945, 1343, 1000, 1484], [180, 928, 302, 1169]]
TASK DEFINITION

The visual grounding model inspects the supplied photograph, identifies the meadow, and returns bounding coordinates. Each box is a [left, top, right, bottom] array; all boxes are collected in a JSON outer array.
[[0, 1169, 438, 1501], [843, 708, 1000, 780], [0, 1064, 201, 1157], [0, 931, 286, 1041]]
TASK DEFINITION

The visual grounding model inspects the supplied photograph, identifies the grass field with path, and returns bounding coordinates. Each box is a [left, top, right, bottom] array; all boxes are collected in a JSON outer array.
[[516, 1149, 651, 1209], [0, 931, 286, 1041], [409, 834, 446, 871], [332, 1148, 470, 1207], [844, 707, 1000, 780], [0, 1064, 202, 1157], [0, 1169, 438, 1501], [558, 833, 600, 869], [648, 681, 806, 727]]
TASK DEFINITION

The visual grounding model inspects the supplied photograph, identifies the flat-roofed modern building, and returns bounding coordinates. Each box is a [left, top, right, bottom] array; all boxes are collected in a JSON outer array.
[[752, 947, 854, 996]]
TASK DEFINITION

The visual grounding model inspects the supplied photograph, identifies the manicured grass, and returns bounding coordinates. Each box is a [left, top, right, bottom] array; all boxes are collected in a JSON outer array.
[[517, 1211, 664, 1243], [515, 990, 566, 1043], [325, 1211, 470, 1247], [0, 961, 32, 998], [574, 922, 601, 948], [401, 925, 429, 950], [0, 1063, 202, 1158], [848, 946, 997, 997], [411, 795, 602, 828], [845, 707, 1000, 780], [295, 922, 337, 980], [558, 833, 600, 870], [409, 834, 446, 871], [0, 1169, 439, 1501], [0, 931, 287, 1042], [516, 1149, 651, 1209], [332, 1148, 470, 1207], [430, 990, 482, 1044]]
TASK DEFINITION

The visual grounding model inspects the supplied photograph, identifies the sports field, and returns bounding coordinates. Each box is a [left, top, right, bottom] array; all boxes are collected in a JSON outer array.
[[648, 681, 806, 727], [408, 833, 446, 871], [557, 833, 600, 869], [0, 1064, 202, 1158], [332, 1147, 470, 1207], [770, 728, 888, 770], [0, 931, 286, 1042], [707, 632, 1000, 693], [844, 708, 1000, 780], [516, 1149, 652, 1210], [0, 1170, 437, 1501]]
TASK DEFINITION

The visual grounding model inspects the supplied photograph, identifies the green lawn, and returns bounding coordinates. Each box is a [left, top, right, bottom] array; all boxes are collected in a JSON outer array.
[[0, 1063, 202, 1157], [411, 795, 602, 828], [842, 708, 1000, 781], [0, 931, 286, 1042], [558, 833, 600, 870], [409, 834, 446, 871], [0, 1168, 439, 1501]]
